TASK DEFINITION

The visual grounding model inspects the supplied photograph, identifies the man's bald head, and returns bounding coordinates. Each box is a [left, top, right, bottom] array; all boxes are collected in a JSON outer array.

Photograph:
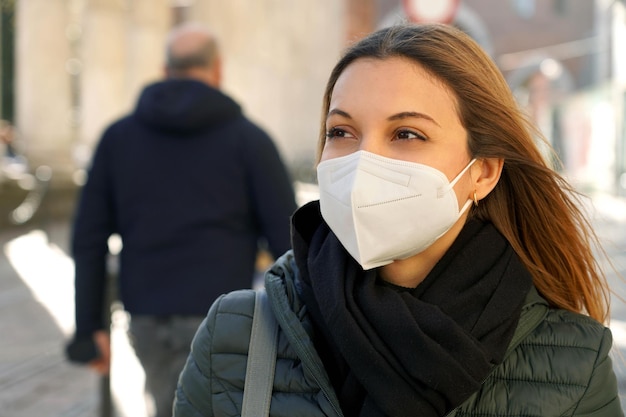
[[165, 23, 221, 86]]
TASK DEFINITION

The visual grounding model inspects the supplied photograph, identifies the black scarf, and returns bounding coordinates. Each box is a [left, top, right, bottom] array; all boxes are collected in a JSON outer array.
[[292, 201, 532, 417]]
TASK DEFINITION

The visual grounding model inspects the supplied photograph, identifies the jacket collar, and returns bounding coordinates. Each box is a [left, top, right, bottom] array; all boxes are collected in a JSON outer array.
[[504, 286, 549, 357]]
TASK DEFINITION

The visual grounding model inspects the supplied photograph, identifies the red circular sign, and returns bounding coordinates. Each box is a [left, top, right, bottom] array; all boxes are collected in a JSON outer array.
[[402, 0, 460, 24]]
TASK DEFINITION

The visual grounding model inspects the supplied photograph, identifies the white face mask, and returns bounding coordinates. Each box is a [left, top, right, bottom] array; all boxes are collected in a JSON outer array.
[[317, 151, 476, 270]]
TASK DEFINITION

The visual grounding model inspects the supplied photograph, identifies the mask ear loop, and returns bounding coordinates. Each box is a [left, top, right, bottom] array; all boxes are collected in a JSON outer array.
[[438, 158, 477, 197]]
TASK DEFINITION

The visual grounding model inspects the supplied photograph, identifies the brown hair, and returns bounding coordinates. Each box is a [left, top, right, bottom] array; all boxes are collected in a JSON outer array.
[[318, 23, 611, 322]]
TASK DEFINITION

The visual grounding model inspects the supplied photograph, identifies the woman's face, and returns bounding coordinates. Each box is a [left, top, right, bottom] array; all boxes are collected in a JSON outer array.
[[322, 56, 472, 194], [321, 56, 477, 286]]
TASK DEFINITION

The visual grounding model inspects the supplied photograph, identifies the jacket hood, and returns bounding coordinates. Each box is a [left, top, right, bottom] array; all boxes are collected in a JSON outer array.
[[134, 79, 242, 134]]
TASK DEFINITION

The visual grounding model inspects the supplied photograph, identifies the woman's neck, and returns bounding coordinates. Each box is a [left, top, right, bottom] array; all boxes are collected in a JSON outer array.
[[379, 217, 467, 287]]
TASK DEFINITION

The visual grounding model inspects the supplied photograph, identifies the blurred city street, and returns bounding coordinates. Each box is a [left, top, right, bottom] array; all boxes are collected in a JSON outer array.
[[2, 0, 626, 416], [0, 190, 625, 417]]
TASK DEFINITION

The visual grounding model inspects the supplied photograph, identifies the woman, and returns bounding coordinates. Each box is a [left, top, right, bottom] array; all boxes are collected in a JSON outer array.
[[174, 24, 623, 417]]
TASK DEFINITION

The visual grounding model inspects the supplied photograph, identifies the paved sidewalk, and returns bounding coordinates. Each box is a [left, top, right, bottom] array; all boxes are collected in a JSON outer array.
[[0, 221, 99, 416], [0, 220, 148, 417]]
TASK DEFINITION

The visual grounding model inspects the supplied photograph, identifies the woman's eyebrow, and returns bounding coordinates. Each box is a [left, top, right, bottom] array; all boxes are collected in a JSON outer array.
[[387, 111, 440, 127], [327, 108, 351, 120], [327, 109, 441, 127]]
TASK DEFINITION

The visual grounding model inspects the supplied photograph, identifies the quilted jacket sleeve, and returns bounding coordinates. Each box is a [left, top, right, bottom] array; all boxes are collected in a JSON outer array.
[[173, 289, 257, 417], [173, 298, 221, 417], [572, 327, 623, 416]]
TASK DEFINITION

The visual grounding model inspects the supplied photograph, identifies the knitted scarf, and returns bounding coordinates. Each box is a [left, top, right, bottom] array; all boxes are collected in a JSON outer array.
[[292, 201, 532, 417]]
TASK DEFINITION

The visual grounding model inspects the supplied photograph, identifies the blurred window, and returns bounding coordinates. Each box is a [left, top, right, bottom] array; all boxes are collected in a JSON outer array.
[[511, 0, 535, 19], [1, 2, 15, 123], [553, 0, 568, 16]]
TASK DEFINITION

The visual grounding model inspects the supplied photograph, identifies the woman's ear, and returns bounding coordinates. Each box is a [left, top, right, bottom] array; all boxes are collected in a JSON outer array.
[[472, 158, 504, 201]]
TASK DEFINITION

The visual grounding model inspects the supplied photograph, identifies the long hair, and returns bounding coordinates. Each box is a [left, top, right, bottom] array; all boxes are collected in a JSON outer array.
[[318, 23, 611, 323]]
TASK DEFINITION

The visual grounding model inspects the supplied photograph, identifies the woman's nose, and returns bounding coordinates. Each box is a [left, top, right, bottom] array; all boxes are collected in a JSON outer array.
[[358, 136, 385, 156]]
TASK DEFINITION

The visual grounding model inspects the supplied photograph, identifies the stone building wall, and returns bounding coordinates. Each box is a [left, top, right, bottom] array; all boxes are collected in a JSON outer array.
[[188, 1, 345, 180], [14, 0, 350, 189], [5, 0, 356, 223]]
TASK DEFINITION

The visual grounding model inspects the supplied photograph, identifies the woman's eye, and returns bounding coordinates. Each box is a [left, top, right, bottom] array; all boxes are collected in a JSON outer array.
[[325, 128, 354, 139], [396, 129, 427, 141]]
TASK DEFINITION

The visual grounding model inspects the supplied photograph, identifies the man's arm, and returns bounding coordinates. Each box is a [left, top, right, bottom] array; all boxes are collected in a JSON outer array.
[[242, 123, 297, 259], [68, 131, 117, 371]]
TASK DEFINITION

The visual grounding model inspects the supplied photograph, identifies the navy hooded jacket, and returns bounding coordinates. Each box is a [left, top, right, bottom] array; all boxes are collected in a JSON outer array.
[[71, 79, 297, 336]]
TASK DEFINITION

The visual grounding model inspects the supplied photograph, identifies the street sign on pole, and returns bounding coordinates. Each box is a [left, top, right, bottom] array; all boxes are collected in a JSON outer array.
[[402, 0, 460, 24]]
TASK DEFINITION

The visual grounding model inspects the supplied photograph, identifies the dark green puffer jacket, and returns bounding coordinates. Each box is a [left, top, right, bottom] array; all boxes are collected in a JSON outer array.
[[174, 251, 624, 417]]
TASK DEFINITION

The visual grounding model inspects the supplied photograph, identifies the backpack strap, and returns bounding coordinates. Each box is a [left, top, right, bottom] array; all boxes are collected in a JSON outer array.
[[242, 288, 278, 417]]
